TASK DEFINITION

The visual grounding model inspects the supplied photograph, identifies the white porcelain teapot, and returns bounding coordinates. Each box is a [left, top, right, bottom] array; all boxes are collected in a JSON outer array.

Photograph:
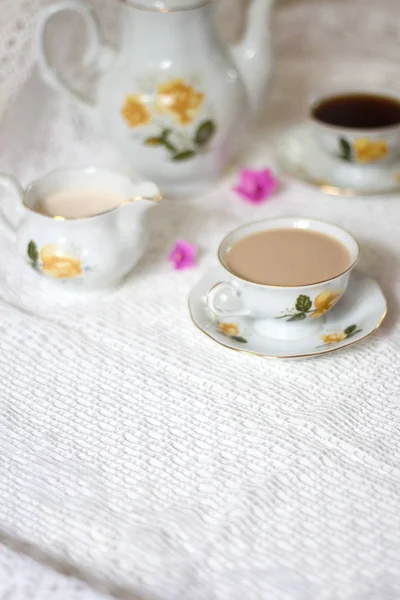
[[36, 0, 274, 197]]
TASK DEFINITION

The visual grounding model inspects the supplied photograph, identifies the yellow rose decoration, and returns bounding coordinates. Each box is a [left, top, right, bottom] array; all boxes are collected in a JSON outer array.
[[121, 95, 151, 128], [219, 322, 240, 337], [321, 332, 347, 345], [157, 79, 204, 125], [40, 245, 82, 279], [310, 290, 342, 318], [353, 138, 388, 163]]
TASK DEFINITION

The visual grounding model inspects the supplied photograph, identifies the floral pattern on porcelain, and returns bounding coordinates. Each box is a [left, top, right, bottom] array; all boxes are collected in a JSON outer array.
[[27, 241, 90, 280], [218, 322, 248, 344], [156, 79, 204, 126], [321, 324, 362, 345], [277, 290, 342, 322], [121, 95, 151, 128], [339, 137, 388, 163], [121, 78, 217, 162]]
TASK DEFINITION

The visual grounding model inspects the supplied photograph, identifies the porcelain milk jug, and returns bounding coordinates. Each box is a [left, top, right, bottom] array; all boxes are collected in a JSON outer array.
[[0, 168, 162, 292], [36, 0, 274, 197]]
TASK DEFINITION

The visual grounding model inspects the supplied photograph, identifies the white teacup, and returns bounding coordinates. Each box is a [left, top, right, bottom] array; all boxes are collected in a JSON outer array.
[[207, 218, 359, 340], [0, 168, 162, 292], [310, 90, 400, 166]]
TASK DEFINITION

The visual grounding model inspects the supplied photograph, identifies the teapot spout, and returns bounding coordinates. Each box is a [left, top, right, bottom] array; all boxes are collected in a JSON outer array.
[[231, 0, 275, 116]]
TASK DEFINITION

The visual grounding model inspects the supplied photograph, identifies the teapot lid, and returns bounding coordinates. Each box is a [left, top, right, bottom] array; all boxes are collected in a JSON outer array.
[[123, 0, 214, 10]]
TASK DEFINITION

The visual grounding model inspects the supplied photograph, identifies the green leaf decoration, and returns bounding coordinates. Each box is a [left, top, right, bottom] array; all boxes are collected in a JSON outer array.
[[145, 137, 163, 146], [346, 328, 362, 339], [295, 295, 312, 313], [163, 140, 178, 153], [344, 324, 357, 335], [27, 240, 38, 264], [155, 129, 177, 153], [288, 312, 307, 322], [231, 335, 248, 344], [194, 120, 216, 147], [339, 138, 352, 162], [161, 129, 172, 141], [172, 150, 196, 161]]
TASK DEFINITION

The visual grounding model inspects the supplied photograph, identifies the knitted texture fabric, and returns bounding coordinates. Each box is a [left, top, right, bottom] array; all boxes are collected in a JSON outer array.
[[0, 1, 400, 599]]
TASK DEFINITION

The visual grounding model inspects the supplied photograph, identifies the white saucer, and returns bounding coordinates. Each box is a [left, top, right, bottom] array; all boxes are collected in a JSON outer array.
[[276, 123, 400, 197], [188, 267, 387, 359]]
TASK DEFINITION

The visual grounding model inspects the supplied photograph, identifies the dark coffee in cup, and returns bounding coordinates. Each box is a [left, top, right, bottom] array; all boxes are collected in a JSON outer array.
[[312, 93, 400, 130]]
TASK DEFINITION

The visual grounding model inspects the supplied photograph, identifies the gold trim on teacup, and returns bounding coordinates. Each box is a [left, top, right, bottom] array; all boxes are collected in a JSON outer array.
[[188, 302, 387, 360], [217, 217, 360, 289]]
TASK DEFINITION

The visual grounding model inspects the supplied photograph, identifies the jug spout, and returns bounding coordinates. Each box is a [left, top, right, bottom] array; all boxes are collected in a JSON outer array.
[[231, 0, 275, 116], [130, 182, 162, 206], [116, 181, 162, 229], [127, 182, 162, 216]]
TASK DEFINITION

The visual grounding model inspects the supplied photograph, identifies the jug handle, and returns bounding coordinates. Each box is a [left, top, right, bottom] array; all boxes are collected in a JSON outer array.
[[0, 175, 25, 240], [35, 0, 115, 110]]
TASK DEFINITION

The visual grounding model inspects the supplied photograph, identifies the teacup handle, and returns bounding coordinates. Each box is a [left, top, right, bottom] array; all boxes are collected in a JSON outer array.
[[0, 175, 25, 240], [207, 281, 252, 318], [36, 0, 115, 110]]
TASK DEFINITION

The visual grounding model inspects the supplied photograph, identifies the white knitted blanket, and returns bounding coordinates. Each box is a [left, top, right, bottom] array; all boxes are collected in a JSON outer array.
[[1, 1, 400, 599]]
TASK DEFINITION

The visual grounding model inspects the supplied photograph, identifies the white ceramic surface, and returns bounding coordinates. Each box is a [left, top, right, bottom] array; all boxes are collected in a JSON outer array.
[[35, 0, 274, 198], [310, 89, 400, 166], [190, 266, 387, 359], [206, 217, 359, 340], [0, 168, 161, 291], [2, 1, 400, 598], [276, 123, 400, 196]]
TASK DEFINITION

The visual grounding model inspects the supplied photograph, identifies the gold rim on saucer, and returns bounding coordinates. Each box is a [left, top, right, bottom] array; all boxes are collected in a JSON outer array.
[[188, 302, 387, 360], [281, 165, 400, 197]]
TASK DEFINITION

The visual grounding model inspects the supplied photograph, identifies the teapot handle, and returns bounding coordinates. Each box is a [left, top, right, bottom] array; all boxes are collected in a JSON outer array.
[[35, 0, 115, 110]]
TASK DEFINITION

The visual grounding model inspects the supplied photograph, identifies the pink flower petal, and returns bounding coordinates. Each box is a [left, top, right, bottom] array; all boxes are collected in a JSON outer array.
[[169, 240, 197, 270], [233, 168, 278, 204]]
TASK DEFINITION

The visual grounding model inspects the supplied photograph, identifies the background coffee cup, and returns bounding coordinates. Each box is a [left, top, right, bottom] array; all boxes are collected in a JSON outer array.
[[0, 168, 161, 292], [309, 89, 400, 166], [206, 218, 359, 340]]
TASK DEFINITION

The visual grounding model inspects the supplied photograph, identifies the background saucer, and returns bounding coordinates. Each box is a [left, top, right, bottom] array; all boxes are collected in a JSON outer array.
[[276, 124, 400, 196], [189, 267, 387, 359]]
